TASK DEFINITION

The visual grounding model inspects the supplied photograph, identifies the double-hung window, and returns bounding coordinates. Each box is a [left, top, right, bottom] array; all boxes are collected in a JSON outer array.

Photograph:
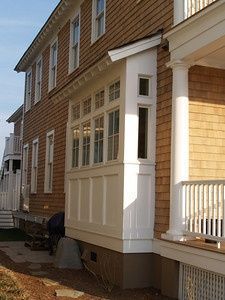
[[35, 58, 42, 103], [25, 71, 32, 112], [92, 0, 106, 41], [45, 131, 54, 193], [72, 103, 80, 121], [72, 127, 80, 168], [109, 80, 120, 102], [95, 90, 104, 109], [94, 116, 104, 163], [70, 15, 80, 71], [49, 40, 58, 90], [83, 98, 91, 116], [31, 139, 39, 193], [108, 109, 119, 161], [22, 144, 29, 186], [82, 122, 91, 166]]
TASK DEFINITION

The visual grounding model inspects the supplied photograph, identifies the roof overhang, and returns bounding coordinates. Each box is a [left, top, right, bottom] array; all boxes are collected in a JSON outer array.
[[164, 0, 225, 68], [14, 0, 75, 72], [6, 105, 23, 123], [52, 33, 162, 103]]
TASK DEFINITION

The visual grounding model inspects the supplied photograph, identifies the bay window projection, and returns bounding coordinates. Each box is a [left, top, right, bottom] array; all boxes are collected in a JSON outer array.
[[31, 139, 39, 193], [71, 15, 80, 70], [49, 41, 58, 90], [45, 131, 54, 193], [94, 116, 104, 163], [35, 58, 42, 102], [72, 128, 80, 168], [138, 107, 149, 159], [25, 71, 32, 111], [82, 122, 91, 166], [72, 103, 80, 121], [92, 0, 106, 41], [22, 144, 29, 186], [108, 109, 119, 161], [83, 98, 91, 116], [95, 90, 104, 109], [139, 76, 150, 97], [109, 80, 120, 102]]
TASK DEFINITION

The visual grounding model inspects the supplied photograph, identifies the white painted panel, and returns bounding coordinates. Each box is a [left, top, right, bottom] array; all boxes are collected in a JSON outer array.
[[80, 178, 90, 222], [105, 174, 118, 227], [137, 174, 151, 228], [68, 179, 79, 220], [91, 176, 104, 224]]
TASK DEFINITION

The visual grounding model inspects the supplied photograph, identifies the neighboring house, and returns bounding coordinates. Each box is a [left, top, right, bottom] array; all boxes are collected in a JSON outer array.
[[13, 0, 225, 298], [0, 106, 23, 225]]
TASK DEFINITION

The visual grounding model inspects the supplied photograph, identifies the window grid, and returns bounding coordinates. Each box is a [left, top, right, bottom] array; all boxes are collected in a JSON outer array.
[[35, 59, 42, 102], [72, 128, 80, 168], [82, 122, 91, 166], [50, 41, 57, 89], [25, 71, 32, 111], [31, 140, 38, 193], [96, 0, 105, 38], [94, 116, 104, 164], [109, 80, 120, 102], [83, 98, 91, 116], [72, 16, 80, 70], [72, 103, 80, 121], [108, 110, 119, 161], [95, 90, 104, 109]]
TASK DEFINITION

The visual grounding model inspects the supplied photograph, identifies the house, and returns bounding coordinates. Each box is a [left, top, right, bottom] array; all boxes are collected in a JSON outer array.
[[0, 105, 23, 227], [13, 0, 225, 298]]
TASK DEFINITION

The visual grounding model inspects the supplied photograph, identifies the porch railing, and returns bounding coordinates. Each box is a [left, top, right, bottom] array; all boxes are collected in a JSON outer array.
[[182, 180, 225, 241], [184, 0, 217, 19], [4, 134, 21, 157]]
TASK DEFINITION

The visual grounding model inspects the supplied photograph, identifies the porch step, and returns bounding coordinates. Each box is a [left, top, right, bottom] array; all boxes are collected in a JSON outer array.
[[0, 210, 14, 228]]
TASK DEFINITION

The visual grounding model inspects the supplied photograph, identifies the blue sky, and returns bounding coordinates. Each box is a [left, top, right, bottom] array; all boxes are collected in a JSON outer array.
[[0, 0, 60, 158]]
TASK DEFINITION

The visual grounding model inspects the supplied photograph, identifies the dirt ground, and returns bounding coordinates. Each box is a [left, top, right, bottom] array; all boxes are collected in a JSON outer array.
[[0, 247, 171, 300]]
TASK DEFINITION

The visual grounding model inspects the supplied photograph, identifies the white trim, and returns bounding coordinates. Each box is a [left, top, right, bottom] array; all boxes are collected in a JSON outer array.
[[66, 227, 153, 253], [31, 138, 39, 194], [48, 38, 58, 92], [69, 10, 80, 74], [44, 130, 55, 193], [91, 0, 106, 43], [156, 239, 225, 277], [108, 34, 161, 62], [34, 56, 42, 103], [25, 70, 32, 112], [22, 143, 29, 187]]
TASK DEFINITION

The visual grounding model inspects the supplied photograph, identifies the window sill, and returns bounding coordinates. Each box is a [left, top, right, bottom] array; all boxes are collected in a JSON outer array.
[[91, 32, 105, 45]]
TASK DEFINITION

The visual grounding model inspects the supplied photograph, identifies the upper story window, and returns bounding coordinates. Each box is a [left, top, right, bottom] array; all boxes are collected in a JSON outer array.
[[92, 0, 106, 42], [45, 130, 54, 193], [82, 121, 91, 166], [70, 15, 80, 72], [95, 90, 104, 109], [31, 138, 39, 193], [25, 71, 32, 112], [83, 97, 91, 116], [35, 57, 42, 103], [49, 40, 58, 91], [109, 80, 120, 102]]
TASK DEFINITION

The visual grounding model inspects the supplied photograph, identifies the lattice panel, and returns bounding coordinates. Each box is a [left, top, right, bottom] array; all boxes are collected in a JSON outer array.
[[180, 263, 225, 299]]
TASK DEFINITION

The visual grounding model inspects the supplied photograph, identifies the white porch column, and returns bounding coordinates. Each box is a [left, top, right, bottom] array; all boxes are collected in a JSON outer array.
[[162, 61, 189, 241], [174, 0, 186, 25]]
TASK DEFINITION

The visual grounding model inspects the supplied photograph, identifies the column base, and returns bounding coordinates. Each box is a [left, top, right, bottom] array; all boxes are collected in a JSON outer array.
[[161, 231, 195, 242]]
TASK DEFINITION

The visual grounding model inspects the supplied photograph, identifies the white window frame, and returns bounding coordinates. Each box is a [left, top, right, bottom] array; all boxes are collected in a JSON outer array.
[[44, 130, 54, 193], [25, 70, 32, 112], [69, 12, 80, 73], [35, 57, 42, 103], [94, 115, 104, 164], [22, 143, 29, 186], [108, 79, 120, 102], [72, 127, 80, 168], [31, 138, 39, 194], [92, 0, 106, 43], [72, 102, 80, 121], [107, 109, 120, 161], [83, 97, 92, 116], [49, 39, 58, 91], [95, 89, 105, 110], [82, 121, 91, 166], [138, 75, 151, 97]]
